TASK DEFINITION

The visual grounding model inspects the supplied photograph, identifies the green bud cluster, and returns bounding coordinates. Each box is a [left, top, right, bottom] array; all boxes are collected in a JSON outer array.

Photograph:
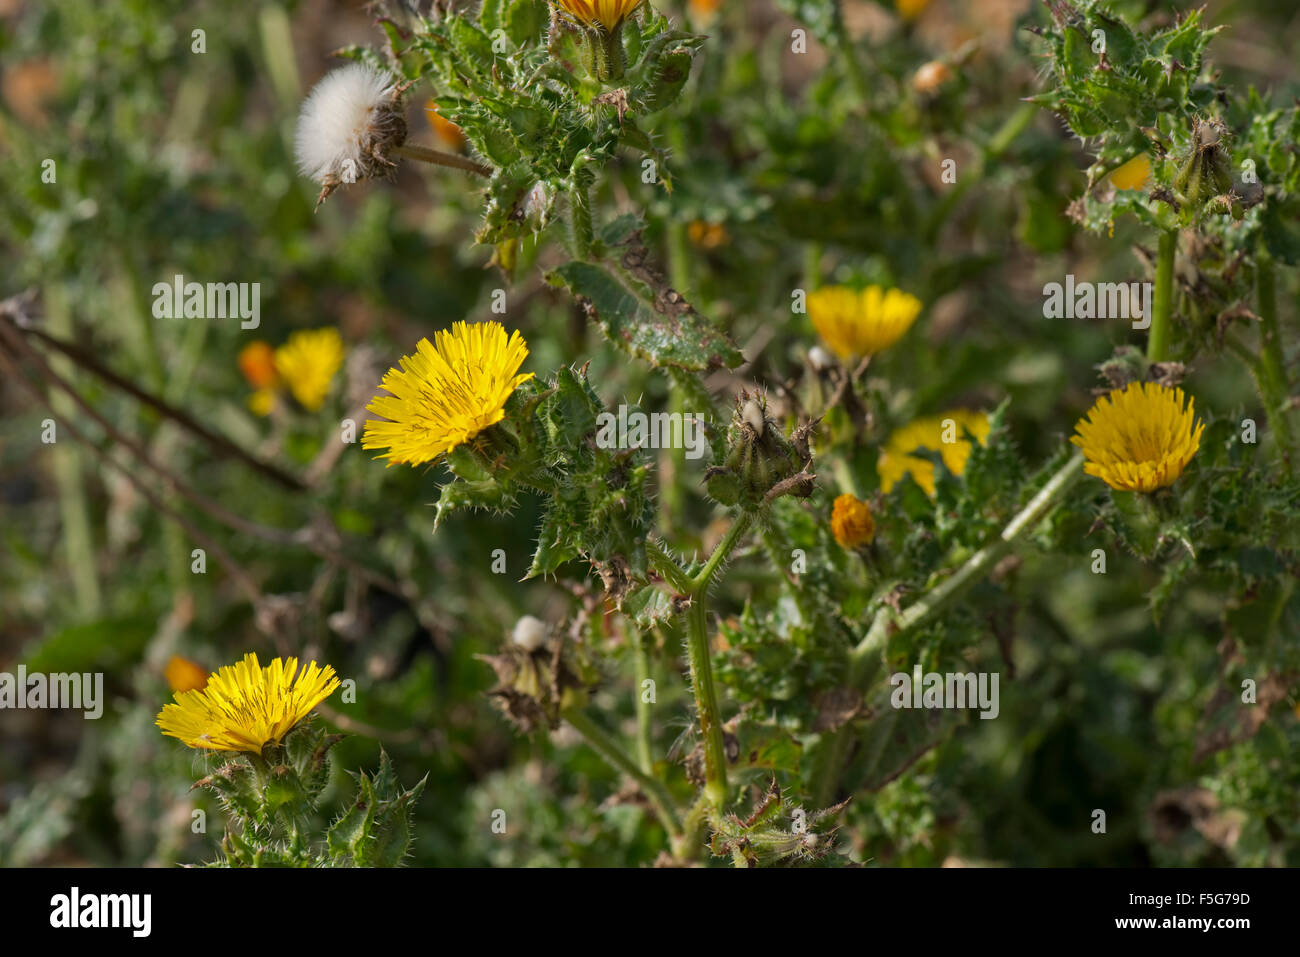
[[705, 391, 817, 511], [1172, 117, 1239, 218], [193, 723, 426, 867]]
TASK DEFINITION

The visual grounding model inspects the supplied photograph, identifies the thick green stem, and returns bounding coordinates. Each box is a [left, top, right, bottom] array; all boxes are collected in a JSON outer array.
[[810, 453, 1087, 807], [1254, 256, 1295, 471], [688, 511, 754, 807], [685, 595, 730, 808], [1147, 230, 1177, 362], [562, 707, 682, 838], [651, 512, 755, 810]]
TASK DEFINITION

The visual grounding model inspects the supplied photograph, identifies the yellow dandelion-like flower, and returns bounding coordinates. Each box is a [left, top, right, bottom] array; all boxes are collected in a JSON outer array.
[[688, 220, 729, 249], [807, 285, 923, 360], [274, 328, 346, 412], [164, 655, 209, 694], [878, 410, 990, 496], [238, 340, 280, 390], [363, 320, 534, 468], [156, 653, 340, 754], [688, 0, 723, 21], [1070, 381, 1204, 492], [248, 387, 277, 418], [895, 0, 932, 22], [831, 493, 875, 548], [1109, 154, 1153, 192], [425, 101, 467, 151], [553, 0, 644, 31]]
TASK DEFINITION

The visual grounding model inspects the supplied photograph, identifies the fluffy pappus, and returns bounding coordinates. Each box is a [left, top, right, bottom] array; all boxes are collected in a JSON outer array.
[[294, 63, 409, 208]]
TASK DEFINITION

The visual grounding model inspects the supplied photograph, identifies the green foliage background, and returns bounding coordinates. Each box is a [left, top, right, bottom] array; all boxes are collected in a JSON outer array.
[[1, 0, 1297, 867]]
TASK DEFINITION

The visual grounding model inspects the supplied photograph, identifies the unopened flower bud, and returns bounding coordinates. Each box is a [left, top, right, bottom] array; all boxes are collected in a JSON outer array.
[[705, 390, 816, 509]]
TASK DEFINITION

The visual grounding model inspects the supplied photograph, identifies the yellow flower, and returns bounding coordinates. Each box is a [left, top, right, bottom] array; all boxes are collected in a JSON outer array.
[[553, 0, 644, 31], [248, 387, 277, 418], [688, 0, 723, 20], [1071, 381, 1204, 492], [164, 655, 209, 694], [425, 102, 466, 151], [156, 653, 339, 753], [808, 285, 923, 360], [878, 410, 990, 496], [363, 320, 534, 467], [895, 0, 931, 22], [1109, 154, 1153, 192], [688, 220, 729, 249], [274, 328, 346, 412], [831, 493, 875, 548]]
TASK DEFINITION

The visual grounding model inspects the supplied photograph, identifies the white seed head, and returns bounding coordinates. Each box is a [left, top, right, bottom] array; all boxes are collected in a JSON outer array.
[[512, 615, 550, 652], [294, 64, 406, 201]]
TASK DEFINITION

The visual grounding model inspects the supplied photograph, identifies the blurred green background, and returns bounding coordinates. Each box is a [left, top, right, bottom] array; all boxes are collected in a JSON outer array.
[[1, 0, 1297, 866]]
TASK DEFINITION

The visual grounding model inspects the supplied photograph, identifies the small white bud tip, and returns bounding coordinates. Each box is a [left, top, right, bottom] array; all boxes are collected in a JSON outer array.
[[512, 615, 550, 652]]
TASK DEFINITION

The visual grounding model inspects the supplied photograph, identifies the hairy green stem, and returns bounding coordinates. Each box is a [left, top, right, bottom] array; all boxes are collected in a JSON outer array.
[[562, 707, 683, 838], [1147, 230, 1177, 362], [691, 511, 754, 592], [646, 538, 696, 594], [685, 596, 730, 808], [687, 512, 755, 807], [649, 512, 755, 810], [810, 453, 1087, 807]]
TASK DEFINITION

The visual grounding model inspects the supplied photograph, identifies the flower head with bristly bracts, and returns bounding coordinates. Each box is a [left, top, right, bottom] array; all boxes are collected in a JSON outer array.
[[808, 285, 923, 360], [156, 653, 340, 754], [363, 321, 534, 468], [1071, 381, 1204, 492], [294, 63, 408, 208], [553, 0, 644, 32], [878, 410, 990, 497]]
